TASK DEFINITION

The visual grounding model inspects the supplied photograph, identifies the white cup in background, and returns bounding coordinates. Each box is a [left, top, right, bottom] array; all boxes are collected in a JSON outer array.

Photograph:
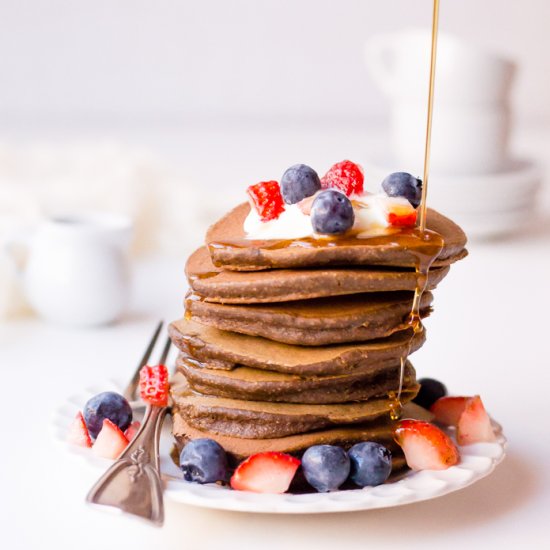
[[365, 30, 516, 175]]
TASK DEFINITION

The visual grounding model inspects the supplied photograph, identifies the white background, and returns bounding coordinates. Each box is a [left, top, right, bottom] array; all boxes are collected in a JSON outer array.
[[1, 1, 550, 549], [1, 0, 549, 126]]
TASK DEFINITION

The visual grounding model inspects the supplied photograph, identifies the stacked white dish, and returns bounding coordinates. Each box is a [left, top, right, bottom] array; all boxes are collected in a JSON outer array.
[[364, 30, 542, 239]]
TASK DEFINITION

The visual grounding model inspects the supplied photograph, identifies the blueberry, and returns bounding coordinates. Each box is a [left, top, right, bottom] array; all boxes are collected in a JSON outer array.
[[83, 391, 132, 439], [280, 164, 321, 204], [413, 378, 448, 410], [349, 442, 392, 487], [301, 445, 350, 492], [179, 438, 228, 484], [381, 172, 422, 208], [310, 189, 355, 235]]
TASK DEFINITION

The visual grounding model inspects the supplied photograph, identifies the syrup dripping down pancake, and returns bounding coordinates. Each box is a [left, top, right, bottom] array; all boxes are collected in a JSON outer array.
[[206, 203, 467, 271]]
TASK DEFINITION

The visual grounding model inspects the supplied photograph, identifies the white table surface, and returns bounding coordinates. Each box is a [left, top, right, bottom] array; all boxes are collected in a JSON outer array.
[[1, 124, 550, 548]]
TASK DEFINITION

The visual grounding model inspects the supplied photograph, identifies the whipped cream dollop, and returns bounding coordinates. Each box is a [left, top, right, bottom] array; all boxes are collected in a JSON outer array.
[[244, 192, 412, 240]]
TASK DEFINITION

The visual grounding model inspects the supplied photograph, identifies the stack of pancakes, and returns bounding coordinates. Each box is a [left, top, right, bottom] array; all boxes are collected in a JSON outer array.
[[169, 203, 467, 472]]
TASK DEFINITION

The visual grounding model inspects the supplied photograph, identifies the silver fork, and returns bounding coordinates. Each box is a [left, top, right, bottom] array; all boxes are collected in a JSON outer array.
[[86, 323, 172, 526]]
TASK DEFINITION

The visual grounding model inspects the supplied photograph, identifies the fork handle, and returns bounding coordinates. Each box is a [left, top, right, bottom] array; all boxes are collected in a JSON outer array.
[[86, 404, 168, 525], [121, 404, 167, 465]]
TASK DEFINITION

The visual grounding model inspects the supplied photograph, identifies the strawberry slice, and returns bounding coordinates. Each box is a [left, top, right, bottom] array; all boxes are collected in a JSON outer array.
[[431, 396, 469, 426], [457, 396, 496, 445], [394, 419, 460, 471], [384, 197, 417, 227], [230, 452, 300, 493], [92, 418, 129, 459], [124, 421, 141, 441], [247, 180, 285, 222], [139, 364, 169, 407], [67, 411, 92, 448]]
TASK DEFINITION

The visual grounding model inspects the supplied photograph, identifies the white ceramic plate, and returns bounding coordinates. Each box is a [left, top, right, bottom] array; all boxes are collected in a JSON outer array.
[[53, 379, 506, 514]]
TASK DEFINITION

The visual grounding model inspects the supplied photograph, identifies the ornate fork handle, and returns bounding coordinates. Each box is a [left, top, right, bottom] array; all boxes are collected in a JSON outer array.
[[86, 404, 168, 526]]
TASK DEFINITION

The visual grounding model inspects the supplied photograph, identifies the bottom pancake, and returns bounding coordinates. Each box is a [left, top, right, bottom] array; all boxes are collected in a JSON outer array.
[[173, 412, 401, 461], [171, 374, 418, 438]]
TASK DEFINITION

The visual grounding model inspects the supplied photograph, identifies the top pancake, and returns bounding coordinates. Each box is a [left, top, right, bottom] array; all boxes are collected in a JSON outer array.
[[206, 203, 468, 271], [187, 246, 450, 304]]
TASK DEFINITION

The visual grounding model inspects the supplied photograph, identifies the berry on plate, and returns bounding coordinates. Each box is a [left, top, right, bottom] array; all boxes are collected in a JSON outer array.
[[67, 411, 92, 448], [431, 396, 469, 426], [348, 442, 392, 487], [230, 452, 300, 493], [124, 421, 141, 441], [414, 377, 448, 410], [180, 438, 228, 484], [381, 172, 422, 208], [321, 160, 364, 196], [430, 395, 496, 445], [247, 180, 285, 222], [92, 418, 129, 459], [394, 419, 460, 471], [280, 164, 321, 204], [301, 445, 350, 492], [139, 364, 169, 407], [457, 396, 496, 445], [311, 189, 355, 235], [83, 391, 133, 439]]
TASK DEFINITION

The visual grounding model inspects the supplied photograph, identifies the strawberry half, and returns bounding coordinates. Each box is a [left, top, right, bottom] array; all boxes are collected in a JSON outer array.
[[457, 396, 496, 445], [321, 160, 364, 196], [247, 180, 285, 222], [431, 396, 469, 426], [395, 419, 460, 471], [92, 418, 129, 459], [384, 197, 417, 227], [124, 421, 141, 441], [67, 411, 92, 448], [230, 452, 300, 493], [139, 364, 169, 407]]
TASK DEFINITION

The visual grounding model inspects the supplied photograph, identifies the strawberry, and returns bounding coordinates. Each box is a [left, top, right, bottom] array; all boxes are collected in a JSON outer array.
[[394, 419, 460, 471], [457, 396, 496, 445], [384, 198, 417, 227], [67, 411, 92, 448], [124, 421, 141, 441], [230, 452, 300, 493], [247, 180, 285, 222], [321, 160, 364, 196], [431, 396, 469, 426], [92, 418, 129, 459], [139, 364, 169, 407]]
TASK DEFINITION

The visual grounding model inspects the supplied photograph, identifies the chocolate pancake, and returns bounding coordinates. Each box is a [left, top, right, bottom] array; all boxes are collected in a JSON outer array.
[[176, 355, 417, 404], [172, 413, 407, 467], [185, 291, 433, 346], [206, 203, 467, 271], [187, 246, 450, 304], [169, 319, 426, 375], [171, 374, 418, 438]]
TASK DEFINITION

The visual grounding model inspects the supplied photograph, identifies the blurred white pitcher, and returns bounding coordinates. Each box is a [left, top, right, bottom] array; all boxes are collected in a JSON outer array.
[[365, 30, 515, 174], [3, 212, 132, 326]]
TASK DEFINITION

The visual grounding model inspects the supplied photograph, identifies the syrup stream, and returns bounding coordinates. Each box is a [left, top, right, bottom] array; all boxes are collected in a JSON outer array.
[[419, 0, 440, 232], [392, 0, 441, 419]]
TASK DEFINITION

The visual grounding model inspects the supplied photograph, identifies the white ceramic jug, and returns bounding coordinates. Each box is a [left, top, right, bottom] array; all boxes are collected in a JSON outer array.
[[4, 212, 132, 326]]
